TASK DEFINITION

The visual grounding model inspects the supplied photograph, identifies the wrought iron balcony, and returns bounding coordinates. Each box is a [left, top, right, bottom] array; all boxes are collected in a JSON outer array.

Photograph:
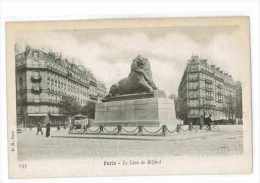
[[31, 74, 42, 82], [205, 96, 214, 100], [216, 84, 223, 89], [205, 79, 213, 84], [89, 94, 98, 100], [188, 77, 199, 82], [205, 87, 213, 92], [188, 86, 199, 91], [31, 86, 42, 94], [189, 95, 199, 100]]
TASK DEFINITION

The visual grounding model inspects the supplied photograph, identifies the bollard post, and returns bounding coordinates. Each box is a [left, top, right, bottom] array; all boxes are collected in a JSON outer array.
[[84, 124, 89, 134], [199, 123, 203, 130], [188, 122, 193, 131], [137, 126, 143, 136], [117, 125, 122, 135], [99, 125, 104, 134], [162, 125, 167, 136], [176, 124, 181, 133]]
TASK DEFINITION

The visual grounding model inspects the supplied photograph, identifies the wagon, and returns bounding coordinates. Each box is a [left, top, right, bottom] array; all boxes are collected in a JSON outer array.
[[71, 114, 88, 130]]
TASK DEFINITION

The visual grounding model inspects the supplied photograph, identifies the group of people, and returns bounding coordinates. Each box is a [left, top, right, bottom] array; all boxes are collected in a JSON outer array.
[[200, 114, 213, 130], [188, 114, 213, 131], [36, 122, 51, 137], [200, 114, 212, 130]]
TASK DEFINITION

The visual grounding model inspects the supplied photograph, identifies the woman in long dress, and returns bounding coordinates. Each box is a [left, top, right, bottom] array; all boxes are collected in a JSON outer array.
[[46, 122, 51, 137]]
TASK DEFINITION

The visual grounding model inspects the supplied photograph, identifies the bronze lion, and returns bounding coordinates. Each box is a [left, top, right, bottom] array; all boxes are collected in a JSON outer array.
[[108, 55, 158, 97]]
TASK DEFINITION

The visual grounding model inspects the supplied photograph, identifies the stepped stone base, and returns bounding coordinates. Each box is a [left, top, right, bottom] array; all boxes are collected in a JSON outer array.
[[95, 94, 177, 128]]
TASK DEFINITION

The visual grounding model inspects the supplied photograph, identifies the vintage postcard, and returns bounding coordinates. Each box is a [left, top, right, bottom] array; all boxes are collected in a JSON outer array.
[[6, 17, 252, 178]]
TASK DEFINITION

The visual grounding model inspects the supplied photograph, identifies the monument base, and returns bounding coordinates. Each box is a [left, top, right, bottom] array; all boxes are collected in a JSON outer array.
[[95, 95, 177, 128]]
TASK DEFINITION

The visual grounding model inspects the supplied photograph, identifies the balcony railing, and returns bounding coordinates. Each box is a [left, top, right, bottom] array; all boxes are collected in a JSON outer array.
[[189, 96, 199, 100], [26, 63, 47, 69], [31, 75, 42, 82], [189, 67, 199, 73], [216, 99, 223, 103], [20, 63, 91, 88], [89, 94, 98, 100], [26, 98, 61, 104], [188, 77, 199, 82], [205, 96, 214, 101], [200, 104, 215, 109], [216, 91, 223, 95], [205, 87, 213, 92], [188, 86, 199, 91], [89, 80, 97, 87], [31, 86, 42, 94], [205, 79, 213, 84], [216, 84, 223, 89]]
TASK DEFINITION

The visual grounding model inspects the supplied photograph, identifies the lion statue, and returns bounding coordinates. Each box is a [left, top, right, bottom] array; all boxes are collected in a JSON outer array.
[[107, 55, 158, 97]]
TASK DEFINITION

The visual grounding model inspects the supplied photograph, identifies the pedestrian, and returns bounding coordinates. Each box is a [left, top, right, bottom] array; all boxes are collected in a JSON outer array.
[[205, 114, 212, 131], [57, 122, 60, 130], [176, 124, 181, 132], [46, 122, 51, 138], [199, 115, 204, 130], [188, 121, 193, 131], [36, 122, 43, 135]]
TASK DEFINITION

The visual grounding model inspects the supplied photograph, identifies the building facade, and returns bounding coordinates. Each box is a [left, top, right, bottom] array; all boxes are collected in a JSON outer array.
[[16, 46, 106, 127], [177, 55, 242, 124]]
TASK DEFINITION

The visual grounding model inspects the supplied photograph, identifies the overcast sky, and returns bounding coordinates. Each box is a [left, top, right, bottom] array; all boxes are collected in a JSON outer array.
[[15, 25, 248, 96]]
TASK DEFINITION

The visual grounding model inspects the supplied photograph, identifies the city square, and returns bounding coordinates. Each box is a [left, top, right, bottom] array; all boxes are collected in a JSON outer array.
[[6, 16, 252, 178], [17, 125, 243, 161], [15, 46, 244, 161]]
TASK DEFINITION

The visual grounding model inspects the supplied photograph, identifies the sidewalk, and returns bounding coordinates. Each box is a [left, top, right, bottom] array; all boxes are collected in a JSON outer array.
[[18, 125, 243, 160], [51, 127, 239, 141]]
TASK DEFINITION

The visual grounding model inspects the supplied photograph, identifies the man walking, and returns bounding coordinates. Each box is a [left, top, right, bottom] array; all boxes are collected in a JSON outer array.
[[199, 115, 204, 130], [205, 114, 212, 131], [46, 122, 51, 138], [36, 122, 43, 135], [188, 121, 193, 131]]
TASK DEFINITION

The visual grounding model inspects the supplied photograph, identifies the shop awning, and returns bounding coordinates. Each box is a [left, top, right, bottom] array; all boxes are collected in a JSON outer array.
[[72, 114, 87, 118], [27, 113, 47, 117], [50, 114, 66, 117]]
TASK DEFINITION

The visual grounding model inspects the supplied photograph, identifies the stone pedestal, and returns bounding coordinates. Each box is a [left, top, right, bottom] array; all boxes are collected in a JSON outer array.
[[95, 94, 177, 128]]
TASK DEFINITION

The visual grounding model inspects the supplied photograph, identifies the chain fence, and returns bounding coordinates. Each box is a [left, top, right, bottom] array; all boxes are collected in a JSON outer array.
[[103, 127, 117, 134], [121, 127, 138, 134], [85, 127, 100, 133], [69, 124, 220, 136], [143, 126, 163, 136]]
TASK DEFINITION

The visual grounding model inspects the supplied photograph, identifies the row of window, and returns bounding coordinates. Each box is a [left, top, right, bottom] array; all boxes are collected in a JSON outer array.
[[27, 94, 89, 106], [18, 75, 102, 101], [187, 84, 234, 95], [28, 50, 88, 82], [189, 62, 233, 79], [188, 71, 235, 85], [47, 76, 96, 97], [188, 94, 224, 103], [188, 109, 227, 119]]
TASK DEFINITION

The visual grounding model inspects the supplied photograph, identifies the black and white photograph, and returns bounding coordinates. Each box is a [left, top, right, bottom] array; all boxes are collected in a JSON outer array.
[[6, 17, 252, 178]]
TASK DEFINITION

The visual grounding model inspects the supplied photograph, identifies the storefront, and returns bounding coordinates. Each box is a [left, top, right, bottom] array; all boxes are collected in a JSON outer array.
[[26, 113, 47, 128], [49, 114, 68, 127]]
